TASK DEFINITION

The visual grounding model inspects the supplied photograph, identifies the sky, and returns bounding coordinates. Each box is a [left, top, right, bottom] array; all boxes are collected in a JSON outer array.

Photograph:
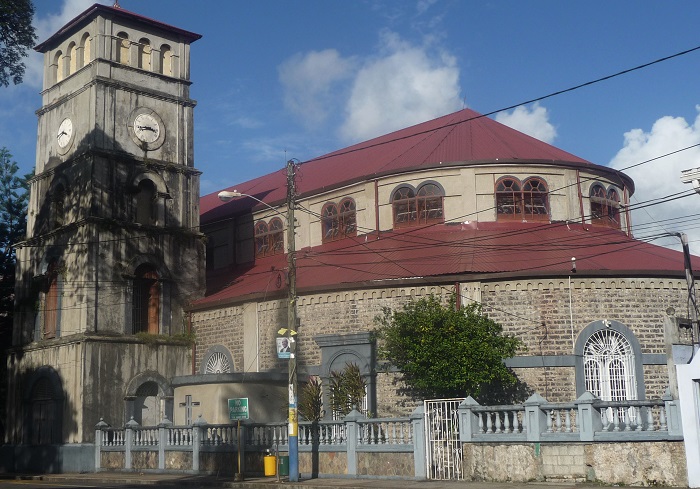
[[2, 0, 700, 251]]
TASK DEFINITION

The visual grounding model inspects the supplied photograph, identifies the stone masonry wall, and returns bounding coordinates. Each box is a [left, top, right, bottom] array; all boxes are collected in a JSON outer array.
[[463, 441, 687, 486], [192, 277, 687, 415]]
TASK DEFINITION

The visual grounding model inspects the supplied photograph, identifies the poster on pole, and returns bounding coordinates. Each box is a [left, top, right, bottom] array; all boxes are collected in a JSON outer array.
[[277, 337, 291, 359], [228, 398, 249, 420]]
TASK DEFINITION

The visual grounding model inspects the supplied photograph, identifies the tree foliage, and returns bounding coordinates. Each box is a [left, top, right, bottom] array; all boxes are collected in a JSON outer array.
[[329, 362, 366, 418], [298, 376, 323, 422], [375, 294, 525, 400], [0, 148, 30, 439], [0, 0, 37, 87]]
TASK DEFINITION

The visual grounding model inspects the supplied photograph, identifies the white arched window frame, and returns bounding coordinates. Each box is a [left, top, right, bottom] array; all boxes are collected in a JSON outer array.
[[583, 328, 638, 424]]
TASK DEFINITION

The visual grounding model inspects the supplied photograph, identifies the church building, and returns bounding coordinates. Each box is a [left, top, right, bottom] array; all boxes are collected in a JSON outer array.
[[2, 2, 696, 474]]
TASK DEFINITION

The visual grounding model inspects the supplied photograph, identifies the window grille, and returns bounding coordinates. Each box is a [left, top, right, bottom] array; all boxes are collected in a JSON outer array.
[[133, 265, 159, 334], [590, 184, 621, 229], [583, 328, 637, 423], [496, 176, 549, 221], [205, 351, 231, 374], [322, 199, 357, 242], [254, 218, 284, 258]]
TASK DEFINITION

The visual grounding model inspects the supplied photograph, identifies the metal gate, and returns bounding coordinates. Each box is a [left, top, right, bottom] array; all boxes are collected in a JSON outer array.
[[424, 398, 463, 480]]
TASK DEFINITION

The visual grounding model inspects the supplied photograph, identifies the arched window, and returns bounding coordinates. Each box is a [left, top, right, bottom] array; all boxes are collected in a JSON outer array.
[[117, 32, 130, 65], [416, 183, 444, 225], [138, 38, 151, 70], [254, 218, 284, 258], [43, 260, 60, 339], [67, 42, 77, 75], [583, 328, 637, 424], [52, 185, 66, 230], [322, 199, 356, 242], [590, 184, 621, 229], [80, 32, 91, 67], [160, 44, 172, 75], [29, 377, 62, 444], [522, 177, 549, 221], [392, 186, 416, 228], [54, 51, 63, 83], [495, 177, 522, 219], [496, 176, 549, 221], [268, 218, 284, 255], [322, 203, 339, 241], [133, 264, 159, 334], [135, 180, 157, 225], [607, 188, 621, 227]]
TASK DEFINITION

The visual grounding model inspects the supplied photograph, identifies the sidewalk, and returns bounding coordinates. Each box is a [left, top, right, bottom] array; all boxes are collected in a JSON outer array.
[[1, 472, 618, 489]]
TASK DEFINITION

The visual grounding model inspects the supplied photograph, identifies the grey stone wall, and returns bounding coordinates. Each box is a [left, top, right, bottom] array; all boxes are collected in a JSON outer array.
[[463, 441, 687, 486], [192, 277, 687, 415]]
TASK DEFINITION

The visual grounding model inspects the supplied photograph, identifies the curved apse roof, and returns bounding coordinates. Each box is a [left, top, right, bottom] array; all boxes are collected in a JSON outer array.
[[201, 107, 634, 223]]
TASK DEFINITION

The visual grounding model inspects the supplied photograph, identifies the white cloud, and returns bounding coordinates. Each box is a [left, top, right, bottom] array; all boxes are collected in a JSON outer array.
[[25, 0, 111, 87], [495, 102, 557, 144], [609, 107, 700, 250], [339, 30, 462, 142], [278, 49, 357, 129]]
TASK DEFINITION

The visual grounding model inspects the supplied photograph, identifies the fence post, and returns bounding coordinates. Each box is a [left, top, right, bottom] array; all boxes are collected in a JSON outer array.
[[664, 388, 683, 436], [458, 396, 480, 442], [125, 417, 139, 470], [94, 418, 109, 471], [192, 415, 207, 472], [575, 391, 602, 441], [410, 405, 427, 481], [158, 416, 173, 470], [523, 393, 547, 442], [344, 408, 364, 477]]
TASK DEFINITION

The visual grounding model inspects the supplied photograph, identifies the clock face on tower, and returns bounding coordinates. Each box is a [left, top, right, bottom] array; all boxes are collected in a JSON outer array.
[[128, 108, 166, 150], [56, 117, 73, 152], [134, 113, 160, 143]]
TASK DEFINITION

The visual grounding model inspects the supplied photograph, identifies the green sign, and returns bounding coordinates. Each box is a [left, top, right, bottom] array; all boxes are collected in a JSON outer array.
[[228, 398, 249, 420]]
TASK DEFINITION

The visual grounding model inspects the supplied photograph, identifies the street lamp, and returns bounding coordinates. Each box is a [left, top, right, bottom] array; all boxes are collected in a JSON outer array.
[[217, 160, 299, 482]]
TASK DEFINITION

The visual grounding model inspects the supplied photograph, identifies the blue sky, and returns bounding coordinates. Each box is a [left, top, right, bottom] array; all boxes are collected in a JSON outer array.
[[3, 0, 700, 250]]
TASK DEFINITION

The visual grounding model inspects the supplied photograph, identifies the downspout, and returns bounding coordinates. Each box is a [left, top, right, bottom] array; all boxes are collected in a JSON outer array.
[[624, 187, 632, 237], [576, 170, 586, 227], [187, 312, 195, 375], [374, 180, 380, 239], [455, 282, 461, 310]]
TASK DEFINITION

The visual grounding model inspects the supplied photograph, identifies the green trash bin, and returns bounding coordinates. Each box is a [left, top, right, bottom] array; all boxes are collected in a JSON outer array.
[[278, 455, 289, 476]]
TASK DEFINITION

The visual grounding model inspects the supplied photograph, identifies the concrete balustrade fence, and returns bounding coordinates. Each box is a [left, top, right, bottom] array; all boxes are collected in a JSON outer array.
[[94, 392, 688, 485]]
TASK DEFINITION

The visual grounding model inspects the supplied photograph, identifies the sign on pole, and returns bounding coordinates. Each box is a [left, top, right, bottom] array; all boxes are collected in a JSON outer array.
[[228, 398, 249, 420]]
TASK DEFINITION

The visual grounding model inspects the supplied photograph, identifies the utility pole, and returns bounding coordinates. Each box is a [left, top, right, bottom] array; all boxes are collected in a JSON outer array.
[[286, 159, 299, 482], [680, 233, 699, 349]]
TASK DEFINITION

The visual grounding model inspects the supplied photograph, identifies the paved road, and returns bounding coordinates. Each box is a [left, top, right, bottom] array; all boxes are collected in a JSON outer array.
[[0, 474, 613, 489]]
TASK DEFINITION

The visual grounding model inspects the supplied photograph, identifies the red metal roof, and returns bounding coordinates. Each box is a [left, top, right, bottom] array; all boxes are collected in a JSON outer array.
[[201, 107, 634, 224], [193, 222, 692, 310]]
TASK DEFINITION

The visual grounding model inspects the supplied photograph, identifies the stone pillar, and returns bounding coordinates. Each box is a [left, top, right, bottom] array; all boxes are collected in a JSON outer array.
[[458, 396, 480, 442], [524, 393, 548, 442], [410, 405, 427, 481], [344, 409, 364, 477], [192, 415, 207, 472], [125, 417, 140, 470], [94, 418, 110, 471], [575, 391, 602, 442], [664, 388, 683, 437], [158, 416, 173, 470]]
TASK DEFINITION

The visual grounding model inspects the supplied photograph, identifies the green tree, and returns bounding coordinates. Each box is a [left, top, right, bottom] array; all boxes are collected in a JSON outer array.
[[298, 376, 323, 422], [0, 0, 37, 87], [329, 362, 366, 418], [0, 148, 30, 439], [375, 294, 525, 401]]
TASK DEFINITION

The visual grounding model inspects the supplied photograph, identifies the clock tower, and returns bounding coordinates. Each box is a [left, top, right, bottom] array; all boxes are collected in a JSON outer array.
[[6, 4, 204, 468]]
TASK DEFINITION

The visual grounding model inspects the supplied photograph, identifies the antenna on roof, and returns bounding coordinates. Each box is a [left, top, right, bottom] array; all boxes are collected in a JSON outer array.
[[113, 0, 121, 8]]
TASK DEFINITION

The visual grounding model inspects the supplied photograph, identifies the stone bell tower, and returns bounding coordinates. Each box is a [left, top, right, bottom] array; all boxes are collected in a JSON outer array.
[[5, 4, 204, 471]]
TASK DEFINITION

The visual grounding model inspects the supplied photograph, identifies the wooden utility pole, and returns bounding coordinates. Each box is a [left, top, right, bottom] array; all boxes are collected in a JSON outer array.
[[286, 159, 299, 481]]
